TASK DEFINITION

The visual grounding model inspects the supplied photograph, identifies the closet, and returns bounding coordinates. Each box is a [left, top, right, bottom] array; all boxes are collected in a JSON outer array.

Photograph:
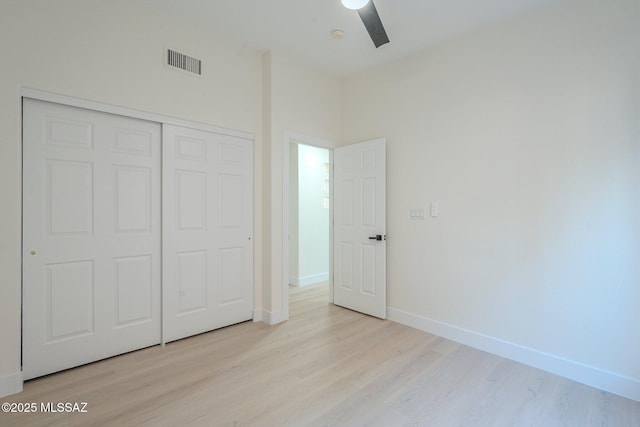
[[22, 99, 253, 379]]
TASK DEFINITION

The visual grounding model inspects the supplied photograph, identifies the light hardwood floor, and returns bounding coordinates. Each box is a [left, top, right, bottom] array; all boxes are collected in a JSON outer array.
[[2, 282, 638, 426]]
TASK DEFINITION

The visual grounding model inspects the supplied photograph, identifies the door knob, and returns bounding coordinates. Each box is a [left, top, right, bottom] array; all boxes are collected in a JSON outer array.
[[30, 250, 36, 255], [368, 235, 383, 241]]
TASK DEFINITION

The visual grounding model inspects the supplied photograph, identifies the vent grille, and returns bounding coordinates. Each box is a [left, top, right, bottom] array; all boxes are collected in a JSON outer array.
[[167, 49, 202, 75]]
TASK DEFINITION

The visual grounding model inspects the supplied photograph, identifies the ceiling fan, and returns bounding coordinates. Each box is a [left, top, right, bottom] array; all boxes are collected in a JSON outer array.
[[341, 0, 390, 48]]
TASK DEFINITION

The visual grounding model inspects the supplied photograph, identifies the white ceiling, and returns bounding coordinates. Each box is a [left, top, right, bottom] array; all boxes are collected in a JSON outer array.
[[158, 0, 562, 77]]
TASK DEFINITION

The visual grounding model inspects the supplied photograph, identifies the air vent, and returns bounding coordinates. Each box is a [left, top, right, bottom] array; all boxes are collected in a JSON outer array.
[[167, 49, 202, 75]]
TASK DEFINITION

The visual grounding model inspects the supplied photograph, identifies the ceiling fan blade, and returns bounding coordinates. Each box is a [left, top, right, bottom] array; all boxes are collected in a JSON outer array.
[[357, 1, 390, 48]]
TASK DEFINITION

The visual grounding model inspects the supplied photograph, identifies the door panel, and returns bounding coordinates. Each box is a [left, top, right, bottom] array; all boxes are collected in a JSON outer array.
[[114, 166, 152, 233], [333, 138, 386, 319], [23, 99, 161, 379], [163, 125, 254, 343], [114, 255, 153, 326], [45, 260, 94, 341], [176, 170, 207, 229], [47, 160, 93, 234]]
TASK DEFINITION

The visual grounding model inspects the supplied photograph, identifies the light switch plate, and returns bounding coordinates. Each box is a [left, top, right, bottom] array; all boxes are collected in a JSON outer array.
[[410, 208, 425, 220]]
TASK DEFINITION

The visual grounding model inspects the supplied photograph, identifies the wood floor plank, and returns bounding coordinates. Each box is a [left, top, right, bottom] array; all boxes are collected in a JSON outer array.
[[1, 282, 638, 426]]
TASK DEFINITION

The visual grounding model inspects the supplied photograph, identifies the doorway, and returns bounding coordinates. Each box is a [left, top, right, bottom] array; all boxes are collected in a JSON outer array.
[[288, 143, 331, 314], [289, 143, 330, 287], [282, 133, 335, 320], [281, 134, 387, 321]]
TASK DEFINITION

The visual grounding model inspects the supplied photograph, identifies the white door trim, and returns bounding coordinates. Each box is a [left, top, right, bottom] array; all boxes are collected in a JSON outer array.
[[20, 87, 254, 141], [282, 131, 336, 323]]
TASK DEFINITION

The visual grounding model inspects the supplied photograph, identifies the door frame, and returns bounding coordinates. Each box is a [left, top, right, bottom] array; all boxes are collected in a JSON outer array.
[[282, 131, 336, 321], [21, 88, 254, 140]]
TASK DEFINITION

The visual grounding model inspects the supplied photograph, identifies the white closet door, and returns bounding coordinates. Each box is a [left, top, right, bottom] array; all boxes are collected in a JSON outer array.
[[22, 99, 161, 379], [162, 124, 254, 343]]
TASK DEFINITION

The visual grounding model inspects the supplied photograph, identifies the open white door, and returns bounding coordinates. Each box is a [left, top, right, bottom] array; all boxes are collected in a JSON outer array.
[[333, 138, 386, 319]]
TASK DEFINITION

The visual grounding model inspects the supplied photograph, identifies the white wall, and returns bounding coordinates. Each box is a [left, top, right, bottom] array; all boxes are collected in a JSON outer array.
[[0, 0, 263, 396], [342, 0, 640, 399], [292, 144, 330, 286], [262, 52, 341, 322]]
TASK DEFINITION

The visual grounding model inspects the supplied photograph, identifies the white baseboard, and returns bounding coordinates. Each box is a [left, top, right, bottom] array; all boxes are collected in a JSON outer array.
[[387, 307, 640, 403], [256, 309, 288, 325], [0, 371, 23, 398], [289, 272, 329, 287], [252, 309, 263, 322]]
